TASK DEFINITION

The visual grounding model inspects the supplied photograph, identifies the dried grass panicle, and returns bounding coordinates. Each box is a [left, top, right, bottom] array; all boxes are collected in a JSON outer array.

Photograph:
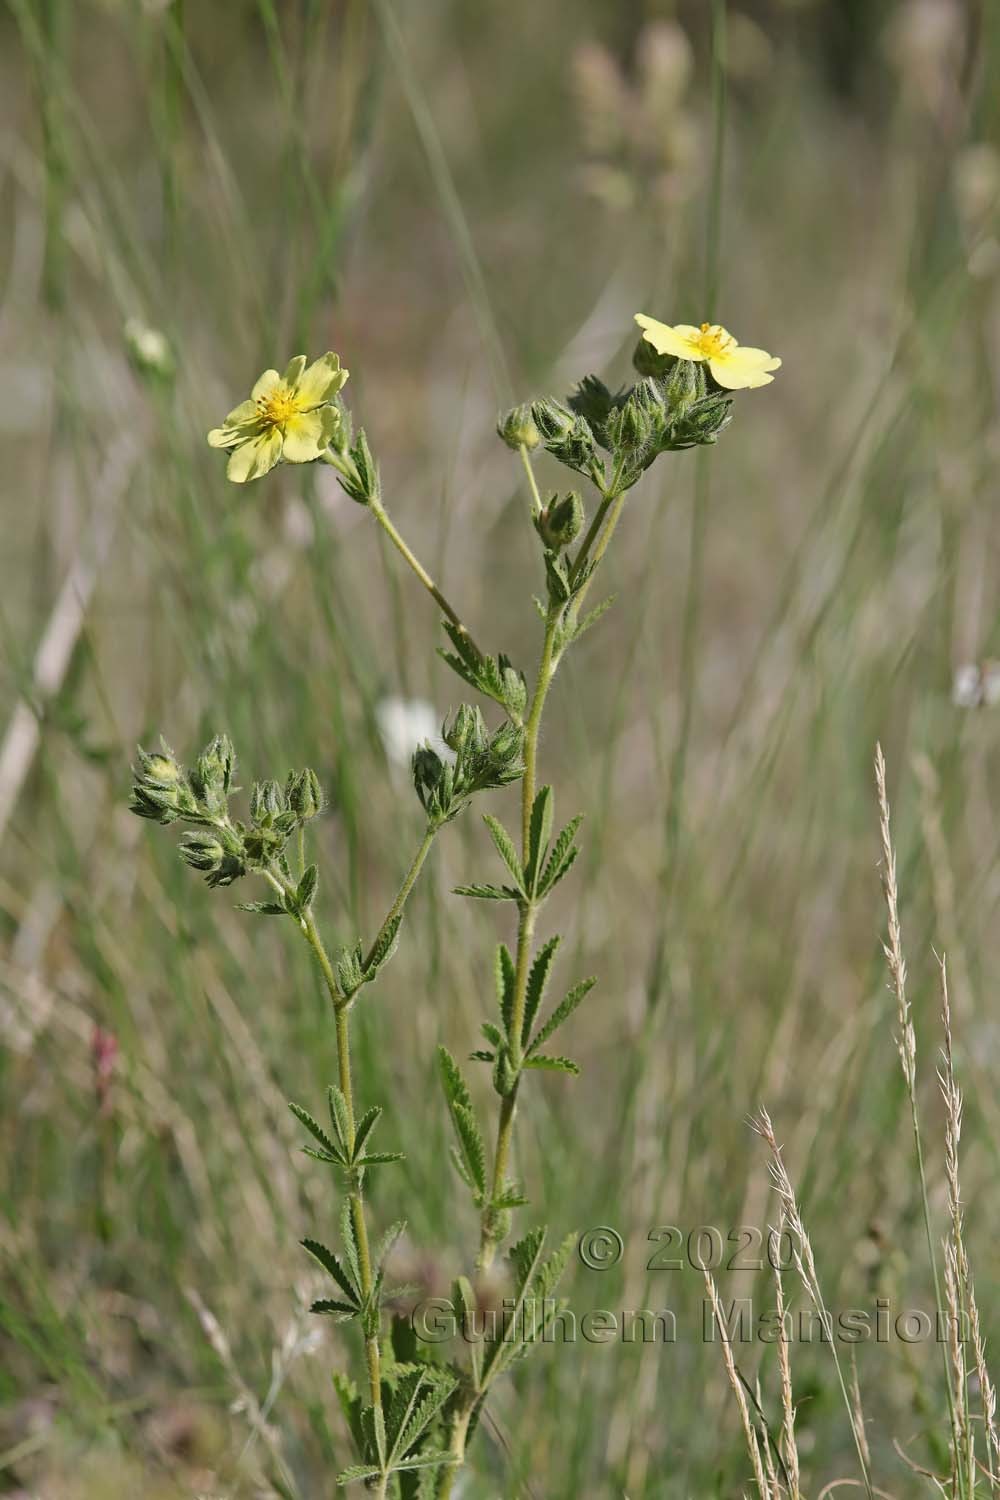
[[874, 742, 916, 1090], [938, 953, 1000, 1490], [773, 1226, 802, 1500], [703, 1267, 774, 1500]]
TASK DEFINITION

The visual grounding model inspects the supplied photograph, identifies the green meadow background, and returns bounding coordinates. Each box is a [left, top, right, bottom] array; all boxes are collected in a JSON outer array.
[[2, 0, 1000, 1494]]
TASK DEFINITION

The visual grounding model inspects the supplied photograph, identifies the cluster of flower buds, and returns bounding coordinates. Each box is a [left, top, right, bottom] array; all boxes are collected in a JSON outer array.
[[528, 398, 602, 483], [129, 735, 327, 890], [412, 706, 524, 826], [568, 363, 731, 476]]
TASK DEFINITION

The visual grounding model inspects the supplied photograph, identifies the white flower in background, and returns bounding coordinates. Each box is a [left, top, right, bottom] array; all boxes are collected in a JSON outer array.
[[953, 661, 1000, 709], [376, 696, 454, 767]]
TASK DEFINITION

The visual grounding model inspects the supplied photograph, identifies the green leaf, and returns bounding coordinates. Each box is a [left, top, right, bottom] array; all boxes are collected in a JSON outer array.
[[289, 1102, 342, 1161], [452, 882, 520, 901], [375, 1219, 406, 1271], [365, 911, 402, 979], [523, 1053, 580, 1074], [388, 1369, 458, 1464], [437, 1046, 473, 1114], [528, 977, 595, 1055], [537, 815, 583, 897], [495, 943, 516, 1036], [340, 1202, 362, 1294], [451, 1104, 486, 1197], [235, 900, 287, 915], [311, 1298, 359, 1320], [301, 1238, 360, 1306], [480, 1020, 504, 1049], [358, 1151, 405, 1166], [521, 936, 561, 1047], [353, 1104, 382, 1159], [482, 814, 524, 893], [296, 863, 319, 910], [337, 1461, 383, 1485], [524, 785, 554, 893], [328, 1086, 353, 1153]]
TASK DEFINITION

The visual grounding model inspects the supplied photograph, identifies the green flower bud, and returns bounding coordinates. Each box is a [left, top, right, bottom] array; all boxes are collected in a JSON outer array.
[[250, 779, 285, 825], [535, 490, 585, 550], [412, 744, 454, 822], [178, 830, 225, 871], [287, 767, 325, 821], [442, 704, 486, 756], [497, 404, 541, 452], [130, 744, 195, 824], [632, 337, 676, 379], [662, 357, 707, 415], [335, 430, 380, 506], [530, 398, 576, 445], [192, 734, 236, 815]]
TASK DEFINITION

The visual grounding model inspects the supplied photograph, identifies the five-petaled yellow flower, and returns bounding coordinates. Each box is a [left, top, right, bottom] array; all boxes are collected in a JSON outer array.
[[634, 315, 781, 390], [208, 353, 349, 483]]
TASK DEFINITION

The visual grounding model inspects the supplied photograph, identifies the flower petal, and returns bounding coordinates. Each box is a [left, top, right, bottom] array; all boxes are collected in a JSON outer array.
[[251, 368, 282, 401], [226, 427, 283, 482], [294, 351, 349, 408], [281, 409, 329, 463], [634, 314, 705, 361], [283, 355, 307, 386], [709, 358, 776, 390], [725, 347, 781, 371], [208, 425, 241, 449]]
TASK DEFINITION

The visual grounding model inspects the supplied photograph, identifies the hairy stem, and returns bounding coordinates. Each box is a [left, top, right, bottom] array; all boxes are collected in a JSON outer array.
[[363, 822, 438, 971], [322, 449, 480, 654], [479, 608, 557, 1269], [298, 913, 384, 1413]]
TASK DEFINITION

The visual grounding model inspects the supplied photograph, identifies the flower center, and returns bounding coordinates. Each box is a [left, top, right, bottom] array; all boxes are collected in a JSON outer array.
[[694, 323, 735, 359], [258, 384, 301, 426]]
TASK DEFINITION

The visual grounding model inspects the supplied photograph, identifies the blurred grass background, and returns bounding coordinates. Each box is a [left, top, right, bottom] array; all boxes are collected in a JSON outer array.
[[2, 0, 1000, 1494]]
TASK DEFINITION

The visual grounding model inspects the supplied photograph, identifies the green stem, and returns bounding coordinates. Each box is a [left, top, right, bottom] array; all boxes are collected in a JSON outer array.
[[295, 913, 382, 1410], [479, 609, 557, 1269], [321, 450, 480, 653], [519, 442, 543, 515], [363, 822, 438, 972]]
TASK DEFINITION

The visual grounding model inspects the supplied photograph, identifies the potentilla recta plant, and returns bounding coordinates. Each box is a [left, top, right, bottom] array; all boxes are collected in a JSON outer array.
[[130, 314, 779, 1495]]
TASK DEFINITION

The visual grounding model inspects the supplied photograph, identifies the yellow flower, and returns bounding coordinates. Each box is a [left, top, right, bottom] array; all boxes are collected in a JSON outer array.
[[634, 314, 780, 389], [207, 353, 349, 483]]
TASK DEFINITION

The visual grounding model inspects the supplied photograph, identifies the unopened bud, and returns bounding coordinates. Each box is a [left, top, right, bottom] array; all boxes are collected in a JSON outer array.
[[497, 404, 541, 452], [535, 490, 585, 550]]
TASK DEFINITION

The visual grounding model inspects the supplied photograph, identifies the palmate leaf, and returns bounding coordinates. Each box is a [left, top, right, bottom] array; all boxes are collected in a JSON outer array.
[[438, 622, 527, 722], [484, 1228, 577, 1385], [482, 814, 525, 893], [388, 1368, 458, 1464], [521, 936, 560, 1045], [528, 976, 595, 1056]]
